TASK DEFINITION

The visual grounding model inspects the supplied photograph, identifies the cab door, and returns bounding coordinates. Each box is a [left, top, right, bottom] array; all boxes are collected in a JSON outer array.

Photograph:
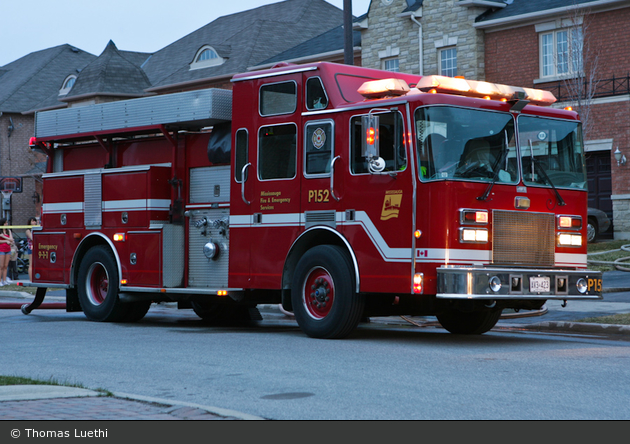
[[341, 108, 415, 294]]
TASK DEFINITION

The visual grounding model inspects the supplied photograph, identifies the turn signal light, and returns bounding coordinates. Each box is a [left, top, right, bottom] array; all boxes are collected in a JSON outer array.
[[413, 273, 423, 294], [558, 215, 582, 229], [461, 209, 488, 224], [113, 233, 126, 242]]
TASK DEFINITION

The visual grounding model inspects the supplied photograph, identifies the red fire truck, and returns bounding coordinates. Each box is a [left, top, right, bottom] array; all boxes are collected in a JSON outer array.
[[24, 61, 602, 338]]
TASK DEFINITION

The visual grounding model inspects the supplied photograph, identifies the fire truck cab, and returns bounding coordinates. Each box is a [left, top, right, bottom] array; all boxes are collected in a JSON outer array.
[[28, 61, 602, 339]]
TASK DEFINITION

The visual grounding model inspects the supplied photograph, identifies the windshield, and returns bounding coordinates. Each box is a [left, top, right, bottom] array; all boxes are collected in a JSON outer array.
[[415, 106, 517, 183], [518, 115, 586, 190]]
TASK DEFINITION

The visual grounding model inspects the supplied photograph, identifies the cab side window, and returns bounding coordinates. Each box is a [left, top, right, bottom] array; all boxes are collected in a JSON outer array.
[[304, 121, 333, 176], [306, 77, 328, 110], [260, 81, 297, 116], [350, 111, 407, 174], [258, 124, 297, 180]]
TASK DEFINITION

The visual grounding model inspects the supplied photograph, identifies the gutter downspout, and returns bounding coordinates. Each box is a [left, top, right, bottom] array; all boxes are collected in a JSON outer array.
[[410, 14, 423, 76]]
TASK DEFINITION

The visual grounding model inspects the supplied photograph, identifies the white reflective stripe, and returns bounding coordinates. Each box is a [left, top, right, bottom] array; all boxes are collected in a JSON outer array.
[[147, 199, 171, 211], [230, 214, 251, 228], [229, 213, 301, 228], [42, 202, 83, 213], [102, 199, 170, 212], [416, 248, 491, 264], [555, 253, 588, 267], [348, 211, 410, 262], [259, 213, 301, 227], [44, 199, 171, 214], [229, 211, 410, 262]]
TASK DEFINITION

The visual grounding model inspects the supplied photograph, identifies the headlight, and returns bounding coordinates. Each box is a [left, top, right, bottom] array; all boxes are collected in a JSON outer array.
[[460, 228, 488, 243], [557, 233, 582, 247]]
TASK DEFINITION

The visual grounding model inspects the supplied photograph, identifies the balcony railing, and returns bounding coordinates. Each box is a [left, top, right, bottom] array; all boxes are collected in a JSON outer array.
[[546, 74, 630, 102]]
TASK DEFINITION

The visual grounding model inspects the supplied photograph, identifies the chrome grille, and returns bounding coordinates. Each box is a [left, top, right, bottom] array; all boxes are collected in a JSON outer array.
[[492, 210, 555, 267]]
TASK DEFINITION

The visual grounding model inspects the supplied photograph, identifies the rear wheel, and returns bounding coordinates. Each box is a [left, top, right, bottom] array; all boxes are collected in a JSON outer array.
[[291, 245, 364, 339], [77, 246, 127, 322], [437, 308, 502, 335]]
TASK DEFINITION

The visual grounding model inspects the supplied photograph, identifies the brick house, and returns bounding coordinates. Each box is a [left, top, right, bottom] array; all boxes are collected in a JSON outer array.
[[479, 0, 630, 239], [0, 45, 95, 226]]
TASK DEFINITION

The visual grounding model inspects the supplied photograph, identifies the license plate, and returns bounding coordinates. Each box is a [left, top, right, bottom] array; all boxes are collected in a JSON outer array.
[[530, 276, 550, 293]]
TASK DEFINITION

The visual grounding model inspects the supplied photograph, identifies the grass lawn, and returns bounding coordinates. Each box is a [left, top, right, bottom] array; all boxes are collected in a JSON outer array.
[[0, 376, 112, 395]]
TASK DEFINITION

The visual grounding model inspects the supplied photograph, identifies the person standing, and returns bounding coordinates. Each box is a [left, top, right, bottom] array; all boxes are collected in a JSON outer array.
[[25, 217, 37, 282], [0, 218, 15, 286]]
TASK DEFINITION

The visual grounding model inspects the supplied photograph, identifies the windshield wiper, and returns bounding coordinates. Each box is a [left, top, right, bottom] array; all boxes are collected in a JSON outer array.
[[477, 131, 509, 201], [528, 139, 566, 206]]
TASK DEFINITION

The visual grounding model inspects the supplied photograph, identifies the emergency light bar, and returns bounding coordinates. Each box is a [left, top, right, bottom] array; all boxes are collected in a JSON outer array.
[[415, 75, 557, 107], [358, 78, 410, 99]]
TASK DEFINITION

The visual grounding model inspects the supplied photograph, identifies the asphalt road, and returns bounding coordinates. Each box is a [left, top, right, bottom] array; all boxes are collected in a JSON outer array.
[[1, 297, 630, 420]]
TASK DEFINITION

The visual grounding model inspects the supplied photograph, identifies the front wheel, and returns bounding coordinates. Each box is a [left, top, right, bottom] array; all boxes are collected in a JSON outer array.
[[436, 308, 502, 335], [77, 246, 127, 322], [291, 245, 364, 339]]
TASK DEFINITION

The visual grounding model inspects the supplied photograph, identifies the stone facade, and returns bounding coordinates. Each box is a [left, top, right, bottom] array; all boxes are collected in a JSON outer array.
[[421, 0, 486, 79], [361, 0, 486, 80], [361, 0, 421, 74]]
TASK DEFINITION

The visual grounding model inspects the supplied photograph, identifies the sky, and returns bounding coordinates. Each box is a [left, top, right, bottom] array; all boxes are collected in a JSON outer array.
[[0, 0, 372, 67]]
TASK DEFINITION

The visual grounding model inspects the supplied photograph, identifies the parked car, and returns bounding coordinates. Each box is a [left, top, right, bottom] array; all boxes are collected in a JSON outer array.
[[587, 207, 611, 243]]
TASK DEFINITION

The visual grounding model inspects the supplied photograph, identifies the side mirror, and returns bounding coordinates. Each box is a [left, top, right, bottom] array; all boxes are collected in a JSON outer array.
[[362, 114, 385, 173]]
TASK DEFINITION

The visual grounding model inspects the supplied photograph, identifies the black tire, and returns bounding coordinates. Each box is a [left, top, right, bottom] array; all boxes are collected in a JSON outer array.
[[191, 300, 233, 322], [77, 246, 127, 322], [587, 217, 598, 243], [437, 308, 502, 335], [191, 299, 257, 324], [291, 245, 364, 339], [121, 301, 152, 322]]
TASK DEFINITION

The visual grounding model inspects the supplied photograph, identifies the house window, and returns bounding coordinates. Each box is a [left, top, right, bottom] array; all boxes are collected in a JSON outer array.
[[439, 48, 457, 77], [190, 45, 224, 70], [383, 58, 400, 73], [540, 28, 583, 78], [59, 75, 77, 95]]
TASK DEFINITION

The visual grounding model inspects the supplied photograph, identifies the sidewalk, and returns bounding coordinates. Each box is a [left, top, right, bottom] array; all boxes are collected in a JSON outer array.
[[0, 385, 264, 420], [1, 270, 629, 420]]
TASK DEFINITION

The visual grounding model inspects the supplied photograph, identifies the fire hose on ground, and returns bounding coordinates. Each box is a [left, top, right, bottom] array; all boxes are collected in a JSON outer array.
[[586, 244, 630, 272], [0, 287, 64, 314]]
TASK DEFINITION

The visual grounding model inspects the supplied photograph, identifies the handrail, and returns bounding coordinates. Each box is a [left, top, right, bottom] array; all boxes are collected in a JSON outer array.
[[330, 156, 341, 202], [241, 163, 251, 205]]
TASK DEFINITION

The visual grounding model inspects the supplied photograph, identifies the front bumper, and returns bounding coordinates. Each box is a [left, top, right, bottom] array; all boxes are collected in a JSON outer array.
[[437, 266, 603, 300]]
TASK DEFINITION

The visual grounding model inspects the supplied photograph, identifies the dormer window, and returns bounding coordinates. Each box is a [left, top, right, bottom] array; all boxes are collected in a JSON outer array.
[[59, 75, 77, 95], [190, 45, 225, 70]]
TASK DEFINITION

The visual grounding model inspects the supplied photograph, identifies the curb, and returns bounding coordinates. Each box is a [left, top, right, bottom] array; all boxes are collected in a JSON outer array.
[[518, 321, 630, 335], [111, 392, 266, 420]]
